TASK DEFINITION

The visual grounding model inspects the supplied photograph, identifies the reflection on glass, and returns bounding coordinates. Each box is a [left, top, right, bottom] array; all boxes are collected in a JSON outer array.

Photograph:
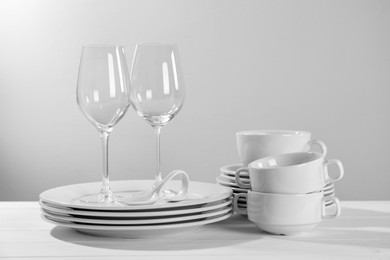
[[130, 43, 185, 186], [76, 45, 131, 204]]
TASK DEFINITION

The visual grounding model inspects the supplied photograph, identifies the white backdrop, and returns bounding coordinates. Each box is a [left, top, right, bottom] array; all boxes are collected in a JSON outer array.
[[0, 0, 389, 200]]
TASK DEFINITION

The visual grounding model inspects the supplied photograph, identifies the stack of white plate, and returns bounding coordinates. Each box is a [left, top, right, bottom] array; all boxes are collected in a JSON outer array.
[[40, 180, 233, 238], [217, 164, 337, 209]]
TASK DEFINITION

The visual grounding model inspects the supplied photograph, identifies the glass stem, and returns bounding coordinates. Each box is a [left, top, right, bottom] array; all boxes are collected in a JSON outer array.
[[154, 126, 163, 184], [99, 130, 113, 201]]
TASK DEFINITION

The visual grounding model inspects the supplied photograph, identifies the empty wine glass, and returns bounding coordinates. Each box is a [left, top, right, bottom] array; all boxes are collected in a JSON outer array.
[[129, 43, 185, 190], [76, 45, 130, 204]]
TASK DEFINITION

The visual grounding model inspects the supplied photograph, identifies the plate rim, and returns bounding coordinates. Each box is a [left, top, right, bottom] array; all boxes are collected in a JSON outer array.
[[41, 210, 233, 231], [41, 206, 232, 225], [40, 180, 232, 211], [39, 198, 233, 217], [218, 174, 251, 184]]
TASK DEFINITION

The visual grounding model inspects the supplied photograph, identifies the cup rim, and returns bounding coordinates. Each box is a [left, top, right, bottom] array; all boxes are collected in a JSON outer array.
[[248, 152, 323, 170], [236, 130, 311, 136], [248, 189, 324, 197]]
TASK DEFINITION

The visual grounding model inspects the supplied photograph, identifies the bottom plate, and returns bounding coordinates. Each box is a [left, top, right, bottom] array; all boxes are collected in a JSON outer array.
[[41, 206, 232, 225], [42, 211, 233, 238], [40, 198, 232, 218]]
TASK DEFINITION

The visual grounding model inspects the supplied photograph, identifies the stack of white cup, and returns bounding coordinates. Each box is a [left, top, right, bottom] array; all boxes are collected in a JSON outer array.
[[231, 130, 344, 236]]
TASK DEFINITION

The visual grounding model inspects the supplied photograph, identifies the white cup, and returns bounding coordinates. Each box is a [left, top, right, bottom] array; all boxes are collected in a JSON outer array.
[[235, 152, 344, 193], [236, 130, 327, 167], [233, 190, 341, 236]]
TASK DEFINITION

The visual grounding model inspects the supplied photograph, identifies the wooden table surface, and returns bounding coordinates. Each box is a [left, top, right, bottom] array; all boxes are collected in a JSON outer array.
[[1, 201, 389, 259]]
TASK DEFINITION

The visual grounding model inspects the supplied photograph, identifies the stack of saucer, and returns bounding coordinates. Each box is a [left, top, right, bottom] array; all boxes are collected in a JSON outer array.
[[216, 130, 343, 212], [217, 164, 250, 210], [40, 180, 233, 238], [323, 182, 336, 205]]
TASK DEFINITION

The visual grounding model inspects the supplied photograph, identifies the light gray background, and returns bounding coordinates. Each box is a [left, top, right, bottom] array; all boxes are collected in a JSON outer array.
[[0, 0, 389, 201]]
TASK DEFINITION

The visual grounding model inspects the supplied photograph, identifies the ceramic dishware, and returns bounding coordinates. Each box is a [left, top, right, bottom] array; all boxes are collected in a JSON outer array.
[[235, 130, 327, 180], [233, 190, 341, 235], [235, 152, 344, 193], [40, 180, 233, 238], [220, 164, 249, 178]]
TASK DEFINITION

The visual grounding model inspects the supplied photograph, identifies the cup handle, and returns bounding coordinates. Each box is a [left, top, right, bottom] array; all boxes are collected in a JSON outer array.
[[158, 170, 190, 201], [321, 196, 341, 219], [233, 193, 248, 215], [235, 167, 251, 189], [323, 159, 344, 184], [308, 139, 327, 157]]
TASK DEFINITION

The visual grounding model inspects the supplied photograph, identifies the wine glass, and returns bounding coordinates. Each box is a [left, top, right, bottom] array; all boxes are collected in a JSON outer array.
[[130, 43, 185, 189], [76, 45, 130, 204]]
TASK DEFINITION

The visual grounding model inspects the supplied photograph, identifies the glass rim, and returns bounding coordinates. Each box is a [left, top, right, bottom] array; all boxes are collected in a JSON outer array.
[[82, 44, 125, 48], [136, 42, 178, 47]]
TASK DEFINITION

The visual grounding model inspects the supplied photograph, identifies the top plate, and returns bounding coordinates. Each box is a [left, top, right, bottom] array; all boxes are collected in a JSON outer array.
[[40, 180, 232, 211]]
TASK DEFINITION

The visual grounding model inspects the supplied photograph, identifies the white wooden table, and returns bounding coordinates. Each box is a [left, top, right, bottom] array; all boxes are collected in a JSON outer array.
[[1, 201, 389, 259]]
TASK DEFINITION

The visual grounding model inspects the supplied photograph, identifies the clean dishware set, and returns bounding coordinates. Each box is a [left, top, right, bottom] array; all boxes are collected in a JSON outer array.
[[217, 130, 344, 235], [39, 44, 344, 238], [40, 180, 233, 238], [75, 44, 185, 205], [40, 43, 233, 238]]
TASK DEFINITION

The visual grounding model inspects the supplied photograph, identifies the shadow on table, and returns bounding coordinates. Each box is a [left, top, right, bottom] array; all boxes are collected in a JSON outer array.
[[50, 206, 390, 251], [50, 214, 263, 251], [270, 206, 390, 250]]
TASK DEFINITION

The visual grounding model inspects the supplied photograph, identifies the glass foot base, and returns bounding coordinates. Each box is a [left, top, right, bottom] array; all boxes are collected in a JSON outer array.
[[79, 193, 118, 205]]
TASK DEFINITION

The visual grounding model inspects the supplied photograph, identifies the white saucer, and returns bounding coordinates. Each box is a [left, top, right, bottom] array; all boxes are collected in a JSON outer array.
[[216, 176, 245, 189], [220, 164, 249, 178], [323, 188, 335, 196], [324, 191, 336, 198], [218, 173, 251, 184], [324, 182, 334, 188]]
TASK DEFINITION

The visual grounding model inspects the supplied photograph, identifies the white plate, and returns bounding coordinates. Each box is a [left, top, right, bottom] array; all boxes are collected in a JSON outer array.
[[40, 198, 232, 218], [216, 177, 245, 189], [220, 164, 249, 178], [42, 206, 232, 225], [235, 203, 247, 210], [41, 211, 233, 238], [230, 186, 249, 193], [324, 183, 334, 190], [324, 192, 336, 198], [40, 180, 232, 211], [324, 189, 335, 196], [324, 192, 337, 206], [218, 174, 251, 184], [236, 199, 247, 205]]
